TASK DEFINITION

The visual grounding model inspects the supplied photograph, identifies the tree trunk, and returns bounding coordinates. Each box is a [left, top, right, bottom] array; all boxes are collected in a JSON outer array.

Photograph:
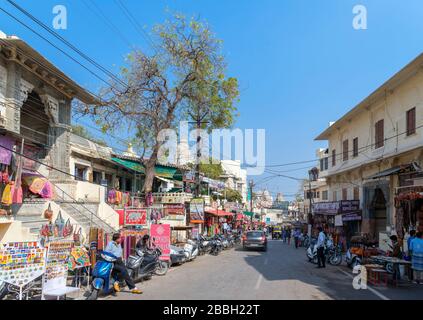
[[142, 144, 161, 193]]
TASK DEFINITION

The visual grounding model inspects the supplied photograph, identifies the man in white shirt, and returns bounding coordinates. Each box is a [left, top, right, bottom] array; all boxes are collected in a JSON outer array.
[[316, 227, 326, 268]]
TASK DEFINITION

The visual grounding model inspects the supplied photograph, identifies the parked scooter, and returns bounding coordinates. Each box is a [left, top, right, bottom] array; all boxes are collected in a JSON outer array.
[[126, 247, 168, 283], [183, 239, 199, 262], [345, 248, 362, 269], [87, 251, 119, 300], [327, 243, 343, 266]]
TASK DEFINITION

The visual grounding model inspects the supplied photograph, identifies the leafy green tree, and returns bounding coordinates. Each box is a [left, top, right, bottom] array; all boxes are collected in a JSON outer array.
[[199, 158, 224, 179], [77, 13, 239, 193], [224, 188, 243, 203]]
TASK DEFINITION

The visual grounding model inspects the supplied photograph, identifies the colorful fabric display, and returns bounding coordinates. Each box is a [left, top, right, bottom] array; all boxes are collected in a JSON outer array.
[[0, 136, 14, 165], [1, 182, 14, 205]]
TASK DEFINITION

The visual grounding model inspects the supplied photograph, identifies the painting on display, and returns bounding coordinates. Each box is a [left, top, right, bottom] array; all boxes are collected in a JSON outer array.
[[189, 198, 204, 223]]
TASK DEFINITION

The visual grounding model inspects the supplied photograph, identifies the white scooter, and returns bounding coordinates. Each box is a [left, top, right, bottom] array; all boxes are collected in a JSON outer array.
[[183, 239, 199, 261]]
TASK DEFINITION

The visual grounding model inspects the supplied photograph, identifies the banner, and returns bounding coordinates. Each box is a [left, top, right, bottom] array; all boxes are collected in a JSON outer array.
[[124, 208, 147, 226], [190, 198, 204, 223], [163, 204, 185, 215], [150, 224, 171, 261]]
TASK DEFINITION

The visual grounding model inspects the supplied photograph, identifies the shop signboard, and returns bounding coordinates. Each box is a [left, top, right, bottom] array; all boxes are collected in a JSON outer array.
[[150, 224, 171, 261], [335, 214, 343, 227], [342, 212, 362, 222], [201, 177, 225, 190], [339, 200, 360, 214], [163, 204, 185, 215], [192, 227, 199, 239], [0, 241, 46, 299], [313, 200, 360, 215], [190, 198, 205, 223], [124, 208, 147, 226], [183, 170, 196, 183], [312, 202, 340, 215]]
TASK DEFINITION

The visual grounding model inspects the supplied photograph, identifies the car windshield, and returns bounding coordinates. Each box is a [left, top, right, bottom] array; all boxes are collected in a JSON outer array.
[[247, 232, 264, 238]]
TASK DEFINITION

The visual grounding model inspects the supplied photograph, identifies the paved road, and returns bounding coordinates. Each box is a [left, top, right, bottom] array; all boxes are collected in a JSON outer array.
[[104, 240, 423, 300]]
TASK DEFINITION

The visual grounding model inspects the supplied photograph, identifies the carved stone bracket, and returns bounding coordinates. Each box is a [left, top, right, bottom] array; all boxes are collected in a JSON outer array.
[[40, 94, 59, 124], [18, 78, 34, 106]]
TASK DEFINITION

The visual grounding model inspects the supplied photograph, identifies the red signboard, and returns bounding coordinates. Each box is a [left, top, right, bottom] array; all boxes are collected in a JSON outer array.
[[163, 204, 185, 215], [150, 224, 171, 261], [124, 209, 147, 226], [115, 209, 124, 226]]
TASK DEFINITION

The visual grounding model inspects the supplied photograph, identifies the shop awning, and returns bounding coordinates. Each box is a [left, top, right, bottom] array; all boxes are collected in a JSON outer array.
[[243, 211, 254, 217], [367, 163, 421, 179], [111, 157, 181, 180], [205, 208, 234, 217]]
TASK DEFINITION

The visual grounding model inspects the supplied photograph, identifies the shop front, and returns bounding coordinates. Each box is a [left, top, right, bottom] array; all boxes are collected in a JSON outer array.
[[313, 200, 362, 246], [204, 208, 233, 236]]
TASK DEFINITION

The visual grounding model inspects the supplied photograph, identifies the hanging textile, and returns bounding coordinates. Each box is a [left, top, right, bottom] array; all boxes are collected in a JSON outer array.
[[0, 136, 14, 165], [1, 182, 14, 205], [39, 181, 54, 199]]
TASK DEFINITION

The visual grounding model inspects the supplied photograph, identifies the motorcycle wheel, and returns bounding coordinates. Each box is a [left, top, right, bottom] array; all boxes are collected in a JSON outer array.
[[86, 288, 99, 300], [312, 255, 318, 264], [329, 254, 342, 266], [386, 263, 394, 274], [155, 261, 169, 276]]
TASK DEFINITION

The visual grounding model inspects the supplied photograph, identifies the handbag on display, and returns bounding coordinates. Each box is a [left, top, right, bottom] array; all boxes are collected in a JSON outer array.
[[73, 227, 82, 243], [63, 218, 73, 238], [44, 203, 53, 220], [54, 210, 65, 234], [40, 224, 49, 237]]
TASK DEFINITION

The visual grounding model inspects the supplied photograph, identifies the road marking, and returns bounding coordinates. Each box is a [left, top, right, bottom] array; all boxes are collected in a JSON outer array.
[[337, 268, 390, 301], [254, 274, 263, 290]]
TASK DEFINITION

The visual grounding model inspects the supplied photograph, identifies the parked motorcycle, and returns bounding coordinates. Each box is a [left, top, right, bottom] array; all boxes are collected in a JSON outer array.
[[327, 243, 343, 266], [126, 247, 169, 283], [198, 236, 212, 255], [209, 236, 223, 256]]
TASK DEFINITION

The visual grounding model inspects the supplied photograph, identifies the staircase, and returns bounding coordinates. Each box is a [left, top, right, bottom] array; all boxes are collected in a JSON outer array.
[[57, 201, 116, 234]]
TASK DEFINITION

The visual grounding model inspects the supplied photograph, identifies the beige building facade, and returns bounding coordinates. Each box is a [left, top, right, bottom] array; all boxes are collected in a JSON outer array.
[[316, 53, 423, 246]]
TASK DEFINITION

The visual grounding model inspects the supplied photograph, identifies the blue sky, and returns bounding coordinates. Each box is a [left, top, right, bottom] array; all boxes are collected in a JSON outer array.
[[1, 0, 423, 199]]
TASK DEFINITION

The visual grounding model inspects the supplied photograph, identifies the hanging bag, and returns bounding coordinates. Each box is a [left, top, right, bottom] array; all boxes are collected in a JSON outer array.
[[73, 227, 82, 243], [44, 203, 53, 220], [63, 218, 73, 238]]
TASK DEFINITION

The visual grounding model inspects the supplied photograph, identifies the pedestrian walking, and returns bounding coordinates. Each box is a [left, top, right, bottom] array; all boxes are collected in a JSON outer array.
[[294, 229, 300, 249], [287, 228, 291, 245], [407, 230, 416, 281], [316, 227, 326, 268], [410, 231, 423, 284]]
